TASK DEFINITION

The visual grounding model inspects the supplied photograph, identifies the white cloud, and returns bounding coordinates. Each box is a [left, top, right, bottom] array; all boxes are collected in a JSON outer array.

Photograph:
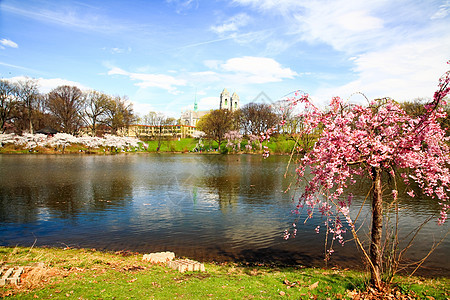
[[186, 57, 298, 88], [336, 10, 383, 32], [232, 0, 392, 53], [107, 67, 186, 94], [166, 0, 198, 14], [220, 56, 297, 84], [198, 96, 219, 110], [232, 0, 296, 13], [240, 0, 382, 52], [234, 0, 450, 104], [2, 2, 136, 35], [0, 61, 41, 74], [203, 60, 221, 69], [315, 39, 450, 103], [0, 38, 18, 49], [39, 78, 89, 93], [211, 13, 251, 34], [7, 76, 89, 93], [180, 96, 218, 112], [132, 102, 156, 117], [293, 1, 389, 53], [110, 47, 132, 54], [189, 71, 221, 83], [432, 0, 450, 19]]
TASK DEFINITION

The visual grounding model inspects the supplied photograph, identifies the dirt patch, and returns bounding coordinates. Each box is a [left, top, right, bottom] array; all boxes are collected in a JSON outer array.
[[350, 285, 419, 300], [1, 265, 68, 297]]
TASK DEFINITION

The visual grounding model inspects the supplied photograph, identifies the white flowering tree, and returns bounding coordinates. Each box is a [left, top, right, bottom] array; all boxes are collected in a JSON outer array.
[[0, 133, 146, 152]]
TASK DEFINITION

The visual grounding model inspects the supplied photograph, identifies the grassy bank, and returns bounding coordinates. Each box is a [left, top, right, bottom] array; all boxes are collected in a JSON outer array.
[[0, 144, 108, 154], [1, 247, 448, 299], [143, 137, 298, 154], [0, 136, 301, 155], [144, 138, 200, 153]]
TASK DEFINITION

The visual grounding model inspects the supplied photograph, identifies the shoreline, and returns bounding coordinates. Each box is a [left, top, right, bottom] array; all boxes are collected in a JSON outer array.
[[1, 246, 448, 299], [0, 135, 299, 156], [0, 148, 294, 156], [1, 243, 447, 279]]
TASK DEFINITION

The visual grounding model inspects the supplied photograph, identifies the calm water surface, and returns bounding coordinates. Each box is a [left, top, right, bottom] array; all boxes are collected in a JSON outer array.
[[0, 154, 448, 276]]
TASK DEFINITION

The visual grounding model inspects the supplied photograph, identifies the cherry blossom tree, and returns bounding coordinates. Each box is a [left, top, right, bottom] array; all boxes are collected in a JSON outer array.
[[224, 130, 242, 152], [271, 64, 450, 290]]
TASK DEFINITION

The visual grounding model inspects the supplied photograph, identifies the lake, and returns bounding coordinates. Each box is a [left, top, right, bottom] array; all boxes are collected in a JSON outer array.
[[0, 154, 448, 276]]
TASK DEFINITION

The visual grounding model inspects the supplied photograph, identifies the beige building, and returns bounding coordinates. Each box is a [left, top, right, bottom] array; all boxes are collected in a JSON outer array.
[[180, 110, 209, 127], [181, 88, 240, 127], [121, 88, 240, 139], [121, 124, 199, 139]]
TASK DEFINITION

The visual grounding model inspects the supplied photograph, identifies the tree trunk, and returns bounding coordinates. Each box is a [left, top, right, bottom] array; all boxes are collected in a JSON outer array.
[[370, 167, 383, 289], [157, 126, 162, 152], [29, 112, 34, 134], [92, 120, 96, 136]]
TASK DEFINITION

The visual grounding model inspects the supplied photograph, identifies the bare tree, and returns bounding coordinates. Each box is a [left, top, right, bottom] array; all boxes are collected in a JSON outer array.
[[0, 80, 18, 133], [273, 99, 301, 135], [105, 95, 135, 134], [15, 78, 40, 133], [153, 113, 176, 151], [47, 85, 85, 134], [239, 102, 278, 136], [142, 111, 158, 125], [83, 90, 110, 136]]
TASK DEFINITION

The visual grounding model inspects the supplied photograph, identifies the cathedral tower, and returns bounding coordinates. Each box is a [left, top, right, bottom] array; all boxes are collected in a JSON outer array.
[[220, 88, 230, 110], [231, 92, 240, 111], [220, 88, 239, 111]]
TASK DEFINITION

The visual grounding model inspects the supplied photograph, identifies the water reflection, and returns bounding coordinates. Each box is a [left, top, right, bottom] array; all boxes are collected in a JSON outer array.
[[0, 154, 448, 276], [0, 156, 133, 223]]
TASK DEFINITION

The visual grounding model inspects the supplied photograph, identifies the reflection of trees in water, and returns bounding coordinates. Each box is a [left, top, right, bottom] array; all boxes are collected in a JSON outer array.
[[0, 186, 41, 223], [198, 154, 292, 213], [90, 178, 133, 211], [0, 173, 133, 223], [197, 155, 240, 213], [202, 176, 239, 213], [345, 173, 443, 215]]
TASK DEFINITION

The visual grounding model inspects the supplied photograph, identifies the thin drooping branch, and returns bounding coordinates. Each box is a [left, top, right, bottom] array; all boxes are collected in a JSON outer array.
[[409, 229, 450, 276]]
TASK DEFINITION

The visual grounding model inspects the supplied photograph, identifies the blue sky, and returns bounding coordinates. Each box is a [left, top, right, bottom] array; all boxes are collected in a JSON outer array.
[[0, 0, 449, 118]]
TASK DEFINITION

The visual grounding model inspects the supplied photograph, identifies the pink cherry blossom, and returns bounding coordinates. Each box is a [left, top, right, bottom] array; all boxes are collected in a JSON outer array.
[[276, 64, 450, 283]]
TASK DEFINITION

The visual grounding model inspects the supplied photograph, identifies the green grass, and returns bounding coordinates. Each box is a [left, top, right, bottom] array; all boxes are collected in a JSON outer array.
[[144, 138, 200, 152], [1, 247, 448, 299], [139, 136, 299, 154], [0, 135, 304, 155], [264, 136, 297, 154]]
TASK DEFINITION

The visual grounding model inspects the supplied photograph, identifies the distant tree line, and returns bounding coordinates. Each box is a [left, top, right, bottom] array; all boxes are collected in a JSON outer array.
[[196, 97, 450, 149], [196, 102, 281, 148], [0, 78, 135, 136], [3, 77, 448, 143]]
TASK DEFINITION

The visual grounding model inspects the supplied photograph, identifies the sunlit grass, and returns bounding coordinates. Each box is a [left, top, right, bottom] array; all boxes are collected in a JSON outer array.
[[1, 247, 448, 299]]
